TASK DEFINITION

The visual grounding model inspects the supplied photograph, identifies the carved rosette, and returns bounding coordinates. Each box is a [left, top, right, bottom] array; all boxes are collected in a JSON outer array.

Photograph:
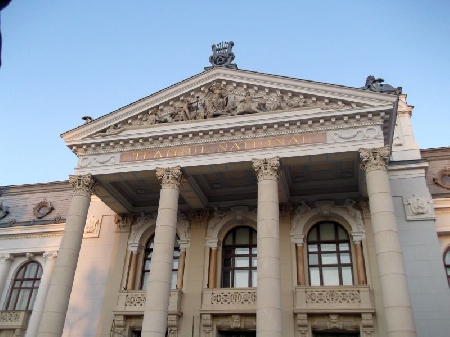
[[252, 157, 280, 181], [359, 146, 390, 173], [69, 174, 97, 197], [0, 253, 14, 262], [156, 166, 185, 189]]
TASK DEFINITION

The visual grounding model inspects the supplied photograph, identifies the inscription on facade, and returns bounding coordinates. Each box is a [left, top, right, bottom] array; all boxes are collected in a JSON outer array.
[[120, 132, 326, 163]]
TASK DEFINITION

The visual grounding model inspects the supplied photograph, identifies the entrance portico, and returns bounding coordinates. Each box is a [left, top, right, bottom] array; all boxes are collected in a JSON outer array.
[[50, 67, 417, 336]]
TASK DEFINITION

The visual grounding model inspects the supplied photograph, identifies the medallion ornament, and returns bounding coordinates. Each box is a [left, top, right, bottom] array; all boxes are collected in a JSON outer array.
[[156, 166, 185, 189], [359, 146, 390, 172], [252, 157, 280, 181], [69, 174, 97, 197], [33, 199, 53, 219], [433, 167, 450, 190]]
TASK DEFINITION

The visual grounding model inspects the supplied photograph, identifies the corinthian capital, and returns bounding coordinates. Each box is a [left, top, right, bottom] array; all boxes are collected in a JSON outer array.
[[156, 166, 185, 189], [43, 251, 58, 259], [252, 157, 280, 181], [69, 174, 98, 197], [359, 146, 390, 173]]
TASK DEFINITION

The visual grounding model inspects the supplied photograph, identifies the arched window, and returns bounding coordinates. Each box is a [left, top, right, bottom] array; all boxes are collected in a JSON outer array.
[[5, 261, 43, 310], [444, 247, 450, 285], [307, 221, 353, 286], [222, 226, 257, 288], [140, 234, 180, 290]]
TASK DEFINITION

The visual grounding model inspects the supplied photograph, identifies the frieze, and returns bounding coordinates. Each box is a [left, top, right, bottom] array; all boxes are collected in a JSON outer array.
[[120, 133, 326, 163], [404, 194, 435, 221], [305, 289, 361, 304], [210, 290, 256, 305]]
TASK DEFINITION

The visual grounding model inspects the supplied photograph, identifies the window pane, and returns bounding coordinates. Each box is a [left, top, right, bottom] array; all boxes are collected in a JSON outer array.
[[252, 257, 257, 267], [309, 254, 318, 265], [252, 229, 257, 243], [339, 243, 350, 251], [173, 250, 180, 257], [308, 244, 318, 252], [144, 260, 151, 270], [16, 289, 31, 310], [308, 227, 317, 241], [235, 248, 249, 255], [171, 271, 177, 289], [29, 289, 38, 309], [224, 233, 233, 245], [338, 226, 348, 240], [234, 270, 249, 287], [319, 223, 335, 240], [235, 257, 249, 267], [7, 289, 18, 310], [447, 267, 450, 276], [25, 263, 38, 278], [141, 272, 149, 290], [235, 228, 250, 244], [252, 270, 257, 287], [17, 268, 25, 278], [341, 253, 351, 264], [224, 258, 232, 267], [310, 267, 320, 286], [252, 247, 258, 255], [322, 267, 339, 286], [342, 267, 353, 285], [445, 251, 450, 265], [172, 260, 179, 269], [321, 254, 338, 265], [22, 281, 33, 287], [222, 271, 231, 288], [321, 244, 336, 252]]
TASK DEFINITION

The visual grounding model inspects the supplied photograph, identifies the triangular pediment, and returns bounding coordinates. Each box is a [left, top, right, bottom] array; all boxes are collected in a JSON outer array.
[[62, 67, 398, 145]]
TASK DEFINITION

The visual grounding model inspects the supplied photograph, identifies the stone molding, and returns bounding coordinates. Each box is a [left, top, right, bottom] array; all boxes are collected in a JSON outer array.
[[69, 173, 97, 197], [291, 199, 365, 242], [83, 215, 102, 238], [43, 251, 58, 259], [404, 194, 435, 221], [156, 166, 185, 189], [206, 206, 257, 247], [359, 146, 390, 172], [0, 253, 14, 262], [252, 157, 280, 181]]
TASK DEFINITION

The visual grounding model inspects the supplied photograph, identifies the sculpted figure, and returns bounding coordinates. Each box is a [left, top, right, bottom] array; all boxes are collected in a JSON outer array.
[[174, 97, 196, 121], [235, 92, 263, 115], [205, 82, 230, 115], [362, 75, 402, 94]]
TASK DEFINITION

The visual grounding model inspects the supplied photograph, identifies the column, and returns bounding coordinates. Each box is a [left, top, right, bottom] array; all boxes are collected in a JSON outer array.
[[142, 166, 184, 337], [127, 251, 140, 290], [26, 251, 58, 337], [176, 249, 186, 290], [208, 248, 217, 288], [252, 157, 282, 337], [351, 232, 367, 285], [295, 242, 306, 286], [37, 174, 97, 337], [0, 253, 14, 300], [360, 147, 416, 337]]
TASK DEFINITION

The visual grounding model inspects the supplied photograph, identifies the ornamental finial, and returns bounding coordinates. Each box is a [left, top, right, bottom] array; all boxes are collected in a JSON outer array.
[[205, 41, 238, 70]]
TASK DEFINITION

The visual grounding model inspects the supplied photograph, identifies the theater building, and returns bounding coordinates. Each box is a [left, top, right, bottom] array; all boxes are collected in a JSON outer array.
[[1, 44, 450, 337]]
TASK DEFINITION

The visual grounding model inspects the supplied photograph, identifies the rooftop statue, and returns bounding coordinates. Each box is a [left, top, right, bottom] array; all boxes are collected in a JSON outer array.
[[362, 75, 402, 94], [205, 41, 238, 70]]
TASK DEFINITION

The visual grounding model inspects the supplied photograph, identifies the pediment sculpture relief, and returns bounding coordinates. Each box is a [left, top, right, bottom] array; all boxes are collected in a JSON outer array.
[[93, 83, 364, 137]]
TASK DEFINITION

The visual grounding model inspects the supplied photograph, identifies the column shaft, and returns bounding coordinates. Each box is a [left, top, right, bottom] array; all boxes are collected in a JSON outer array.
[[208, 248, 217, 289], [360, 147, 416, 337], [26, 251, 57, 337], [37, 174, 96, 337], [142, 166, 183, 337], [253, 157, 282, 337], [0, 254, 14, 301], [354, 243, 366, 285], [127, 252, 139, 290], [296, 245, 305, 285]]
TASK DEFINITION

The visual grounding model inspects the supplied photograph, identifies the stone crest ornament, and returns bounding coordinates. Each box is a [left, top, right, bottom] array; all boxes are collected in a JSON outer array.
[[252, 157, 280, 181], [83, 215, 101, 238], [114, 214, 135, 232], [33, 199, 53, 219], [206, 41, 237, 70], [362, 75, 402, 94], [69, 174, 97, 197], [433, 167, 450, 190], [359, 146, 390, 172], [404, 194, 435, 221], [156, 166, 185, 189], [0, 201, 9, 220]]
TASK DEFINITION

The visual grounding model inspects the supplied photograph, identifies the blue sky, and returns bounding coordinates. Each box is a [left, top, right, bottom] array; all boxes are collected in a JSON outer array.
[[0, 1, 449, 186]]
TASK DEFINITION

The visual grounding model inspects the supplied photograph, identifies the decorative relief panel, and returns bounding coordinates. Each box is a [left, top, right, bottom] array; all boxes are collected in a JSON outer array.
[[211, 290, 256, 305], [305, 289, 361, 304], [404, 194, 435, 221], [115, 214, 135, 232], [83, 215, 101, 238], [328, 126, 382, 143]]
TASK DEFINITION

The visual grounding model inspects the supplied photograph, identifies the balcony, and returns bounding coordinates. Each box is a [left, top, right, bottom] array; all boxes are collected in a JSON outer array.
[[201, 288, 256, 314], [114, 290, 182, 316], [294, 285, 374, 314], [0, 310, 31, 334]]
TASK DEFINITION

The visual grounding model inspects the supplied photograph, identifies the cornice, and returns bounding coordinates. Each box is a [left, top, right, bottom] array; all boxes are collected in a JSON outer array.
[[0, 181, 71, 195], [63, 68, 395, 144], [0, 223, 65, 240]]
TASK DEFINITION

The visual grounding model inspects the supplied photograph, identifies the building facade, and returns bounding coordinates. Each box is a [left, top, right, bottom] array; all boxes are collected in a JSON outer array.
[[1, 56, 450, 336]]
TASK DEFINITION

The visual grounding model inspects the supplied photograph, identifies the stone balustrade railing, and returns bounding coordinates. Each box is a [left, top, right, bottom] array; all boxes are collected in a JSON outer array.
[[201, 288, 257, 313], [0, 310, 31, 333], [114, 290, 182, 315], [294, 286, 374, 313]]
